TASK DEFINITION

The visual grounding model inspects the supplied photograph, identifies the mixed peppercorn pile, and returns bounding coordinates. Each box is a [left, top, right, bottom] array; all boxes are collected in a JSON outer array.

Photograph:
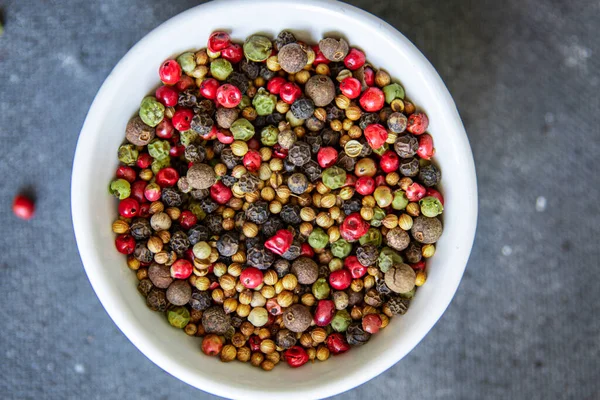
[[110, 31, 444, 370]]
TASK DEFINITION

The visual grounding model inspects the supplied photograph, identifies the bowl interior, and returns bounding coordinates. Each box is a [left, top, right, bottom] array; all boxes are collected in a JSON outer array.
[[72, 1, 477, 399]]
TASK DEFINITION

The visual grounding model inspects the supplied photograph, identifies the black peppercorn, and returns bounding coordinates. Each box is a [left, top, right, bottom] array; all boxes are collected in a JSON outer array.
[[281, 240, 301, 261], [190, 113, 214, 136], [346, 322, 371, 346], [189, 289, 212, 311], [356, 244, 379, 267], [134, 241, 154, 264], [273, 259, 291, 278], [275, 329, 297, 349], [290, 98, 315, 120], [399, 157, 420, 177], [202, 306, 232, 335], [238, 173, 260, 193], [170, 231, 190, 255], [247, 245, 275, 270], [386, 296, 410, 315], [262, 217, 284, 238], [226, 71, 250, 94], [246, 201, 270, 224], [161, 187, 183, 207], [184, 144, 206, 163], [146, 288, 168, 312], [418, 164, 441, 187], [204, 214, 224, 234], [347, 290, 363, 306], [404, 242, 422, 264], [394, 135, 418, 158], [280, 204, 302, 225], [137, 278, 154, 297], [274, 30, 297, 51], [302, 160, 322, 182], [187, 224, 210, 245], [217, 232, 240, 257], [130, 218, 152, 240], [178, 88, 197, 108]]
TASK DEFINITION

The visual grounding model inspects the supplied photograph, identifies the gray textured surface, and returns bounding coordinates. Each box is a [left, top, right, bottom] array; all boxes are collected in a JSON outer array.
[[0, 0, 598, 399]]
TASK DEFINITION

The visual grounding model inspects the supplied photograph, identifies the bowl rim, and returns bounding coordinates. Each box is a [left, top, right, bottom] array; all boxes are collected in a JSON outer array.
[[71, 0, 478, 398]]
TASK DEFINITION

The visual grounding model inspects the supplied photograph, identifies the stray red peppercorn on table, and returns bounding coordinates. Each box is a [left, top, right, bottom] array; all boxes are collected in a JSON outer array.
[[109, 30, 444, 371]]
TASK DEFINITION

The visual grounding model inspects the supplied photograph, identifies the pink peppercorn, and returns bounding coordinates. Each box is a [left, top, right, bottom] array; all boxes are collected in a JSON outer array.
[[118, 198, 139, 218], [158, 59, 181, 85], [329, 269, 352, 290], [406, 182, 426, 202], [317, 147, 338, 168], [170, 259, 193, 279], [221, 44, 243, 63], [155, 85, 179, 107], [179, 210, 197, 230], [201, 334, 224, 356], [144, 182, 161, 202], [314, 300, 336, 326], [155, 119, 174, 139], [115, 234, 136, 255], [344, 48, 366, 71], [130, 180, 147, 203], [155, 167, 179, 188], [210, 181, 233, 204], [284, 346, 309, 368], [267, 76, 286, 94], [417, 133, 435, 160], [240, 267, 263, 289], [243, 150, 262, 172], [12, 195, 35, 220], [116, 165, 137, 183], [406, 112, 429, 135], [199, 78, 219, 100], [362, 314, 382, 334], [359, 87, 385, 112], [363, 123, 388, 149], [172, 108, 194, 131], [326, 333, 350, 355], [216, 84, 242, 108]]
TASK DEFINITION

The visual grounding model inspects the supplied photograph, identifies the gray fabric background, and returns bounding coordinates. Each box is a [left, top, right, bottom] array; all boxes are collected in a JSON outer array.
[[0, 0, 598, 399]]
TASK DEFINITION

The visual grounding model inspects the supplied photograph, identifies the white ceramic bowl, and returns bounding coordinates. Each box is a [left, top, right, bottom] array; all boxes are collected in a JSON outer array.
[[72, 0, 477, 398]]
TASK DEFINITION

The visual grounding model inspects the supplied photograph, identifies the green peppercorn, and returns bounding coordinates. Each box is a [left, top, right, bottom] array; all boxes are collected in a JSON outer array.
[[210, 58, 233, 81], [147, 139, 171, 161], [331, 309, 352, 332], [193, 241, 212, 259], [139, 96, 165, 127], [308, 228, 329, 249], [230, 118, 255, 141], [118, 144, 139, 166], [177, 52, 196, 73], [322, 166, 347, 190], [392, 190, 409, 210], [419, 196, 444, 217], [286, 110, 305, 127], [260, 125, 279, 146], [180, 129, 199, 147], [252, 88, 277, 116], [187, 201, 206, 219], [167, 306, 191, 329], [330, 239, 352, 258], [329, 258, 343, 272], [244, 35, 273, 62], [382, 83, 405, 104], [377, 247, 403, 273], [238, 95, 252, 110], [151, 156, 171, 174], [359, 228, 382, 247], [109, 179, 131, 200], [369, 207, 386, 228], [312, 278, 331, 300]]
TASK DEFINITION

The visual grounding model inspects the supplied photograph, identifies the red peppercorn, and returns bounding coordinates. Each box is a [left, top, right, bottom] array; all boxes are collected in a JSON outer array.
[[115, 234, 136, 254], [284, 346, 309, 368], [12, 194, 35, 220], [240, 267, 264, 289], [155, 85, 179, 107], [155, 119, 174, 140], [201, 334, 224, 356], [208, 31, 231, 53], [172, 108, 194, 131], [209, 281, 219, 290], [406, 112, 429, 135], [344, 48, 366, 71], [339, 77, 362, 99], [221, 43, 244, 63], [264, 229, 293, 256], [118, 198, 139, 218], [426, 188, 444, 206], [248, 335, 262, 352], [406, 182, 426, 202], [179, 210, 197, 230], [200, 125, 218, 141], [279, 82, 302, 104], [247, 138, 260, 151], [243, 150, 262, 172], [267, 76, 286, 95], [170, 131, 180, 144], [363, 67, 375, 87], [317, 147, 338, 168], [344, 174, 357, 187], [130, 180, 147, 203], [340, 213, 369, 242], [411, 260, 426, 271], [169, 144, 185, 157], [199, 78, 219, 100], [326, 333, 350, 355], [266, 298, 283, 316], [380, 150, 399, 173], [138, 202, 151, 218], [300, 243, 314, 257], [216, 84, 242, 108], [417, 133, 435, 160], [158, 59, 182, 85], [184, 248, 195, 262], [344, 255, 367, 278], [362, 314, 382, 334], [314, 300, 336, 327], [210, 181, 233, 204], [309, 44, 329, 64], [363, 123, 388, 149], [272, 144, 288, 159], [155, 167, 179, 188], [217, 128, 234, 144], [135, 153, 153, 169], [329, 268, 352, 290], [375, 175, 386, 187], [116, 165, 137, 183], [144, 182, 161, 202], [175, 75, 195, 92], [355, 176, 375, 196], [359, 87, 385, 112], [171, 259, 193, 279]]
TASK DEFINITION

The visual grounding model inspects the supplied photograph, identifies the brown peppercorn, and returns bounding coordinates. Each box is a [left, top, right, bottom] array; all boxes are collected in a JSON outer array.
[[184, 323, 197, 336], [318, 37, 349, 62], [219, 344, 237, 362], [375, 69, 391, 87], [261, 360, 275, 371], [223, 297, 238, 314], [127, 256, 141, 271], [240, 321, 254, 337], [278, 43, 308, 73], [301, 293, 316, 307], [305, 75, 336, 107], [126, 116, 154, 146], [166, 280, 192, 306], [384, 263, 416, 294], [291, 257, 319, 285], [386, 227, 411, 251], [277, 290, 294, 308], [187, 163, 217, 190], [283, 304, 313, 333], [148, 263, 173, 289]]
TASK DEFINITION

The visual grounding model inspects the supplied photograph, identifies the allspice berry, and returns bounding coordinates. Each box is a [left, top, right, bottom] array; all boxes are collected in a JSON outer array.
[[202, 306, 232, 335], [148, 263, 173, 289], [166, 280, 192, 306], [386, 227, 411, 251], [216, 107, 239, 129], [305, 75, 336, 107], [384, 263, 416, 294], [411, 216, 443, 244], [318, 37, 349, 62], [291, 257, 319, 285], [277, 43, 308, 73], [187, 163, 217, 190], [126, 116, 155, 146], [283, 304, 313, 333]]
